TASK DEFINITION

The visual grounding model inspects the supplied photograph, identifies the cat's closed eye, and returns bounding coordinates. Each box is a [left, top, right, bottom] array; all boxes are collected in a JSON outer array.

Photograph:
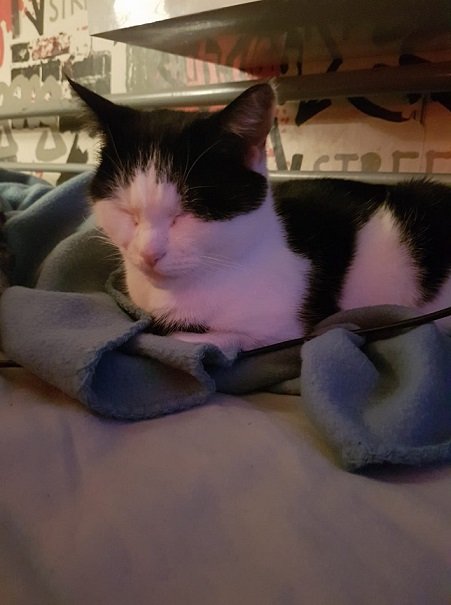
[[171, 213, 183, 227], [122, 207, 139, 225]]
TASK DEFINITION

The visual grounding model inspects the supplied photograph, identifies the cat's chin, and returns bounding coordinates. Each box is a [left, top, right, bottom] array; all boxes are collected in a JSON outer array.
[[140, 266, 175, 283]]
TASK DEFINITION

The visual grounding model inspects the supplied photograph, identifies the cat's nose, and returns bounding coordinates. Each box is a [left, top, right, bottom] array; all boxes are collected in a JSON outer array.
[[141, 249, 166, 267]]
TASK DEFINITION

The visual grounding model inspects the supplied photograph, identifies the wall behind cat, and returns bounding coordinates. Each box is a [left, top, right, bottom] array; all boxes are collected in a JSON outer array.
[[0, 2, 450, 183]]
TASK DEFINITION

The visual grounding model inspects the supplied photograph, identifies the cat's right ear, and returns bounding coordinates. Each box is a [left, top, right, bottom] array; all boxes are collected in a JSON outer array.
[[217, 83, 276, 170], [66, 76, 133, 137], [218, 82, 276, 149]]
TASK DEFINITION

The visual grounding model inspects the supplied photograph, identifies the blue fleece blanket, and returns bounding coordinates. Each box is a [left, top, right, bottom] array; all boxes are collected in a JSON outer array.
[[0, 169, 450, 471]]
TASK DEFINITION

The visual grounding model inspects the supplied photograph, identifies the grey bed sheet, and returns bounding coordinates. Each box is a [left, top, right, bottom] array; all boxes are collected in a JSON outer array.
[[1, 367, 450, 605]]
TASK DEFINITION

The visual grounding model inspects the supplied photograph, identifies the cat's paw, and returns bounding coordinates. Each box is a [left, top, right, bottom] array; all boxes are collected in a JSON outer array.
[[171, 331, 245, 360]]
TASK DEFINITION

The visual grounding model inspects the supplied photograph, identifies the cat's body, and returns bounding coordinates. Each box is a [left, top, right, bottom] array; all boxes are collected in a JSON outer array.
[[275, 177, 451, 329], [69, 78, 451, 355]]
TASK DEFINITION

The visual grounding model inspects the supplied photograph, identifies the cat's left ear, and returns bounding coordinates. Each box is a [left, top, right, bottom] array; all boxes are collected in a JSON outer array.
[[219, 82, 276, 151], [65, 75, 135, 139]]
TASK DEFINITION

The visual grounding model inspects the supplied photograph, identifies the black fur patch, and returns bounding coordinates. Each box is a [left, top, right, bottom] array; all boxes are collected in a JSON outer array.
[[146, 315, 208, 337], [90, 107, 267, 221], [274, 178, 386, 330], [181, 120, 268, 220], [90, 108, 196, 199]]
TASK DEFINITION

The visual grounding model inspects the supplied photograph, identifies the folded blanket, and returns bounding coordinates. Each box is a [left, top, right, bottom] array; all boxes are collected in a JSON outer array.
[[1, 169, 450, 471]]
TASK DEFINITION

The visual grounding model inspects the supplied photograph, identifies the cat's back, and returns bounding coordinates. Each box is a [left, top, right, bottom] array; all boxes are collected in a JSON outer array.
[[272, 177, 451, 328], [273, 178, 386, 257]]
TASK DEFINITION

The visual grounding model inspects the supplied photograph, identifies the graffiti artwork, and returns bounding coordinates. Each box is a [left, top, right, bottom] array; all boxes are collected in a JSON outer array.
[[0, 1, 450, 178]]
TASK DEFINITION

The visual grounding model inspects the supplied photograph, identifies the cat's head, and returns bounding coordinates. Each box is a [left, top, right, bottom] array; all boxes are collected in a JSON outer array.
[[68, 77, 276, 285]]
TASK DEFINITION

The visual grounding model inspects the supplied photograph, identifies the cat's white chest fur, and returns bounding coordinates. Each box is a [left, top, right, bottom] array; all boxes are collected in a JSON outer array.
[[138, 244, 308, 349], [123, 195, 310, 354]]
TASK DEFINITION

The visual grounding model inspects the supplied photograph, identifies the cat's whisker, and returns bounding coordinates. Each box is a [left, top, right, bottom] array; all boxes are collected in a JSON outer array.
[[188, 185, 215, 191], [182, 139, 191, 184], [102, 254, 123, 263], [90, 232, 116, 245], [89, 231, 123, 261], [200, 255, 240, 270], [187, 196, 202, 206], [103, 248, 123, 259], [184, 139, 222, 182], [100, 147, 128, 186], [94, 245, 123, 259], [104, 123, 127, 179]]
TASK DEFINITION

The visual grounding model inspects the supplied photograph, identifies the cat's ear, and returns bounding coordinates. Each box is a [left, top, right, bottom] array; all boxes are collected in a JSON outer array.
[[66, 76, 133, 137], [219, 82, 276, 149]]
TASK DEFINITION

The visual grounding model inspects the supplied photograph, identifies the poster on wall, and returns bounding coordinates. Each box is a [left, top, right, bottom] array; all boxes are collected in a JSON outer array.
[[0, 0, 110, 175]]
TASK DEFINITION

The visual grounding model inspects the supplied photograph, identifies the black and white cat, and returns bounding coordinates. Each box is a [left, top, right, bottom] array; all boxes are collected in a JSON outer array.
[[69, 78, 451, 355]]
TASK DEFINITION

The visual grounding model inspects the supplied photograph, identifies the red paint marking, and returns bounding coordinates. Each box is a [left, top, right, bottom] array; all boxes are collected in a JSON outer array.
[[0, 0, 24, 29], [0, 0, 24, 66]]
